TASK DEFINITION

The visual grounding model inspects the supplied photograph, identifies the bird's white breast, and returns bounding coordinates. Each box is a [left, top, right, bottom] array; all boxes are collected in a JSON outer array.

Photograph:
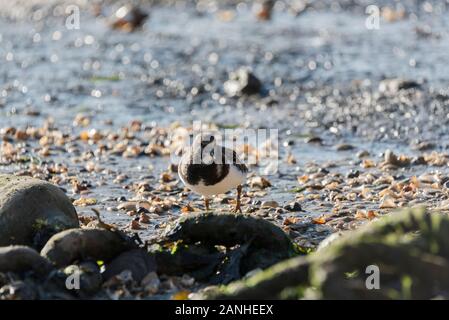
[[180, 165, 246, 196]]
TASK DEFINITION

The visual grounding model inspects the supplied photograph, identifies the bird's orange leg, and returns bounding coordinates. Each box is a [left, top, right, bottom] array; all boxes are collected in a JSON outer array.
[[233, 185, 242, 213], [204, 197, 210, 211]]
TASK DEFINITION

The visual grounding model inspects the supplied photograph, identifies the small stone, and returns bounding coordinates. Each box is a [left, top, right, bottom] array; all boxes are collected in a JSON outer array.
[[126, 210, 137, 216], [117, 201, 138, 211], [411, 156, 427, 165], [284, 202, 302, 212], [380, 196, 396, 209], [255, 210, 268, 217], [110, 5, 148, 32], [180, 274, 195, 287], [139, 213, 150, 223], [137, 206, 150, 214], [224, 68, 262, 97], [130, 220, 141, 230], [141, 272, 160, 294], [381, 6, 407, 22], [357, 150, 370, 158], [73, 197, 97, 207], [261, 200, 279, 208], [305, 136, 322, 144], [136, 201, 151, 211], [160, 172, 173, 183], [379, 78, 420, 94], [254, 0, 274, 21], [249, 176, 272, 189], [362, 159, 375, 168], [346, 170, 360, 179], [383, 149, 409, 167], [169, 163, 178, 172], [113, 174, 128, 183], [336, 144, 355, 151], [413, 141, 436, 151], [0, 281, 37, 300]]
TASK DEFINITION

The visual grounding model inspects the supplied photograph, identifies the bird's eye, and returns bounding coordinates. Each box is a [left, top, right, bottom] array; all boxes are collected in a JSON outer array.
[[210, 136, 215, 142]]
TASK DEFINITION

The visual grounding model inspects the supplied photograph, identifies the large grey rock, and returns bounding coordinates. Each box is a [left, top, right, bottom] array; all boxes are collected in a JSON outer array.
[[0, 174, 79, 248]]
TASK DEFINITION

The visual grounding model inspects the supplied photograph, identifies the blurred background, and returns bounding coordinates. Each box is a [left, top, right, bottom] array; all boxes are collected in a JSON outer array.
[[0, 0, 447, 135]]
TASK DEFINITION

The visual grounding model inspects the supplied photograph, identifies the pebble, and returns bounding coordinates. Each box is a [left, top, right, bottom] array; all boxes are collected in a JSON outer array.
[[261, 200, 279, 208], [379, 78, 420, 94], [139, 213, 150, 223], [346, 170, 360, 179], [141, 272, 160, 294], [130, 220, 141, 230], [411, 156, 427, 165], [249, 176, 272, 189], [284, 202, 302, 212], [224, 68, 262, 97], [336, 144, 355, 151], [357, 150, 370, 158], [305, 136, 323, 144], [413, 141, 436, 151], [379, 196, 397, 209], [255, 210, 269, 217], [117, 201, 137, 211], [383, 149, 409, 167], [110, 5, 149, 32]]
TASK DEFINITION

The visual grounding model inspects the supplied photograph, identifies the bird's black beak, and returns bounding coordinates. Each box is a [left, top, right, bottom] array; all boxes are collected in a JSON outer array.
[[200, 136, 215, 149]]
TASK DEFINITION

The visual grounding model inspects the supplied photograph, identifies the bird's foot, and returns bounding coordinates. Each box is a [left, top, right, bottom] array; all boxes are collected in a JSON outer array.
[[232, 204, 242, 214], [203, 198, 210, 212], [233, 185, 243, 214]]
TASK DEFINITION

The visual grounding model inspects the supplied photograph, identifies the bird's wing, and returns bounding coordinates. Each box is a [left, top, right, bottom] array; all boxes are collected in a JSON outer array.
[[219, 147, 248, 173]]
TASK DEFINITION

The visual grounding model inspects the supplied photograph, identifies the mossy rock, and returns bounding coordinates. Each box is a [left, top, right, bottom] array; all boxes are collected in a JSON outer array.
[[0, 174, 79, 249], [160, 212, 297, 284], [41, 228, 136, 268], [199, 208, 449, 300]]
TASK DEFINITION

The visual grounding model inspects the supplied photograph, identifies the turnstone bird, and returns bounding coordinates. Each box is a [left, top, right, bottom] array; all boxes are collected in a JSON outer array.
[[178, 133, 248, 212]]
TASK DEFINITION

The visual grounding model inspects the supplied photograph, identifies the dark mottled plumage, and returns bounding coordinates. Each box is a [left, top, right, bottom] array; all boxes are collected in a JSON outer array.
[[186, 163, 229, 186], [230, 149, 248, 174], [179, 134, 247, 212], [184, 147, 247, 186]]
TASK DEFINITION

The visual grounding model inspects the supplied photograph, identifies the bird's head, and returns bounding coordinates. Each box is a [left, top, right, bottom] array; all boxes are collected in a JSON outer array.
[[192, 132, 217, 164], [193, 132, 217, 150]]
